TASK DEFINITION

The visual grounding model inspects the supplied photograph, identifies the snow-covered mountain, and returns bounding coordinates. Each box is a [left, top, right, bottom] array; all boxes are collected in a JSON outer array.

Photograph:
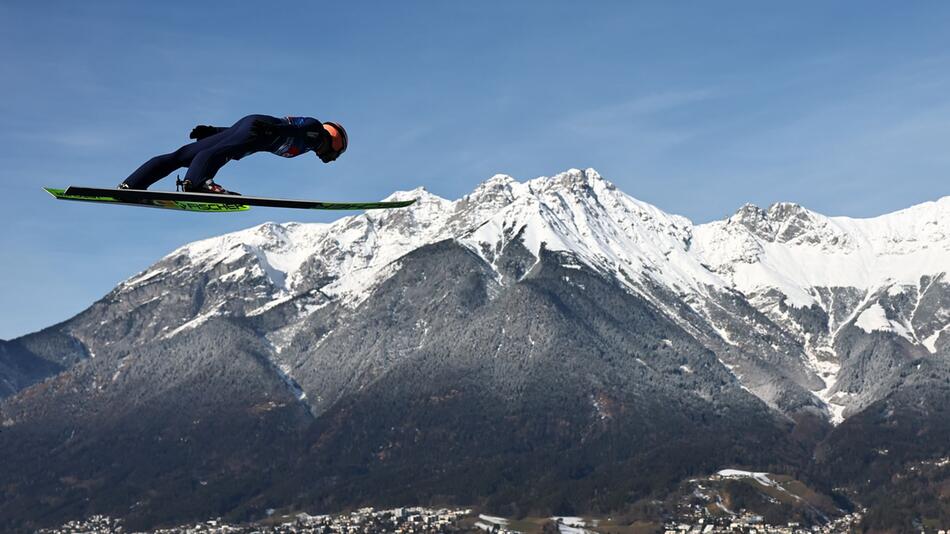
[[105, 168, 949, 423], [2, 168, 949, 530]]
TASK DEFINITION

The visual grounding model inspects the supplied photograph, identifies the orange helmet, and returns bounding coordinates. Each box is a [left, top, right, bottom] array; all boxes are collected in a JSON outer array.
[[318, 121, 348, 162]]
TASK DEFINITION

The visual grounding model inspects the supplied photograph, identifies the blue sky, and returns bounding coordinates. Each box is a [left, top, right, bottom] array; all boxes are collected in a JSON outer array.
[[2, 2, 949, 339]]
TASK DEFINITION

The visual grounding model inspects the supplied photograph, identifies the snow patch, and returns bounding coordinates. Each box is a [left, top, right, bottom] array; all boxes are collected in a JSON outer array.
[[855, 303, 913, 339], [122, 268, 166, 287], [717, 469, 776, 487], [477, 514, 508, 527], [218, 266, 247, 282], [551, 517, 594, 534], [923, 326, 948, 354], [163, 303, 225, 339]]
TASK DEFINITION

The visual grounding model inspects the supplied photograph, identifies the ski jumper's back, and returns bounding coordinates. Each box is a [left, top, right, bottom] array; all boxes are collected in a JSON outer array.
[[122, 114, 324, 190]]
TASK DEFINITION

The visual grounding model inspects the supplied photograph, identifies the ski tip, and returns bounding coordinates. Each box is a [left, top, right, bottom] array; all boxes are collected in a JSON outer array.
[[44, 187, 66, 198], [383, 198, 417, 208]]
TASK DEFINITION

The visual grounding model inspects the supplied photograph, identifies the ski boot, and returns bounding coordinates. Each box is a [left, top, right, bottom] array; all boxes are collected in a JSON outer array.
[[178, 178, 241, 196]]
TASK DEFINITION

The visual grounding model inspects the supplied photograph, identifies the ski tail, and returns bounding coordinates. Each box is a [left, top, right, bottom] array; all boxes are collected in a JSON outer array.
[[44, 187, 251, 212]]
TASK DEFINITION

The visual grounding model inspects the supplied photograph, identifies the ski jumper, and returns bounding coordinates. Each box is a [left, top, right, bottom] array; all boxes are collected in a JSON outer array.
[[122, 114, 324, 190]]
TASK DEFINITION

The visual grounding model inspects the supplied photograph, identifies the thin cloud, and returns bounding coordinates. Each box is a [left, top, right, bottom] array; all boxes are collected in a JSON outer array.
[[562, 89, 717, 134]]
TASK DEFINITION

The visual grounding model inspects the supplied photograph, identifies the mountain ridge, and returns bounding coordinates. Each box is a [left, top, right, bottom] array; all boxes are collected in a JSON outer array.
[[99, 167, 947, 422]]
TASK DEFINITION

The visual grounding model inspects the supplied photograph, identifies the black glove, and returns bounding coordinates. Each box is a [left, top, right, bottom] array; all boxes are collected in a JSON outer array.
[[189, 125, 221, 140]]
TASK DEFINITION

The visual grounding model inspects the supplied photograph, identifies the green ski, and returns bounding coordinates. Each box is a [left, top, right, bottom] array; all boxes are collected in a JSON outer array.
[[45, 187, 416, 213]]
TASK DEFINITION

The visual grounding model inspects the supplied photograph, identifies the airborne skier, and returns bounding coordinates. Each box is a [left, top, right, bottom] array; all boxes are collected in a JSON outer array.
[[46, 114, 412, 212], [118, 114, 348, 195]]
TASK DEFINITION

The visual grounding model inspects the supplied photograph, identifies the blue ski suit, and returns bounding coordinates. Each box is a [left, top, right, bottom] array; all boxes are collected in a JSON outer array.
[[122, 114, 324, 190]]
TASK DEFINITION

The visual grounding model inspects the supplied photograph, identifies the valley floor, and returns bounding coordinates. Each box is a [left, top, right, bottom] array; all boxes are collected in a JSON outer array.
[[38, 505, 875, 534]]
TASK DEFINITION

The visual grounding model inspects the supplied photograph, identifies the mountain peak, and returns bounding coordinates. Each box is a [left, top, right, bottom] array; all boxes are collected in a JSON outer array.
[[383, 185, 443, 203], [465, 173, 521, 205], [530, 167, 611, 194], [728, 204, 772, 240], [765, 202, 855, 247], [766, 201, 812, 224], [722, 201, 846, 246], [481, 173, 518, 188]]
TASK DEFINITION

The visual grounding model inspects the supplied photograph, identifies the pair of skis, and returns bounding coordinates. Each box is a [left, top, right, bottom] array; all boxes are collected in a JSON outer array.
[[45, 186, 416, 213]]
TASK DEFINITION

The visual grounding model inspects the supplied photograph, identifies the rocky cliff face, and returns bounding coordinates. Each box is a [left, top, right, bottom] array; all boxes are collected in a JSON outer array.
[[1, 169, 947, 530]]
